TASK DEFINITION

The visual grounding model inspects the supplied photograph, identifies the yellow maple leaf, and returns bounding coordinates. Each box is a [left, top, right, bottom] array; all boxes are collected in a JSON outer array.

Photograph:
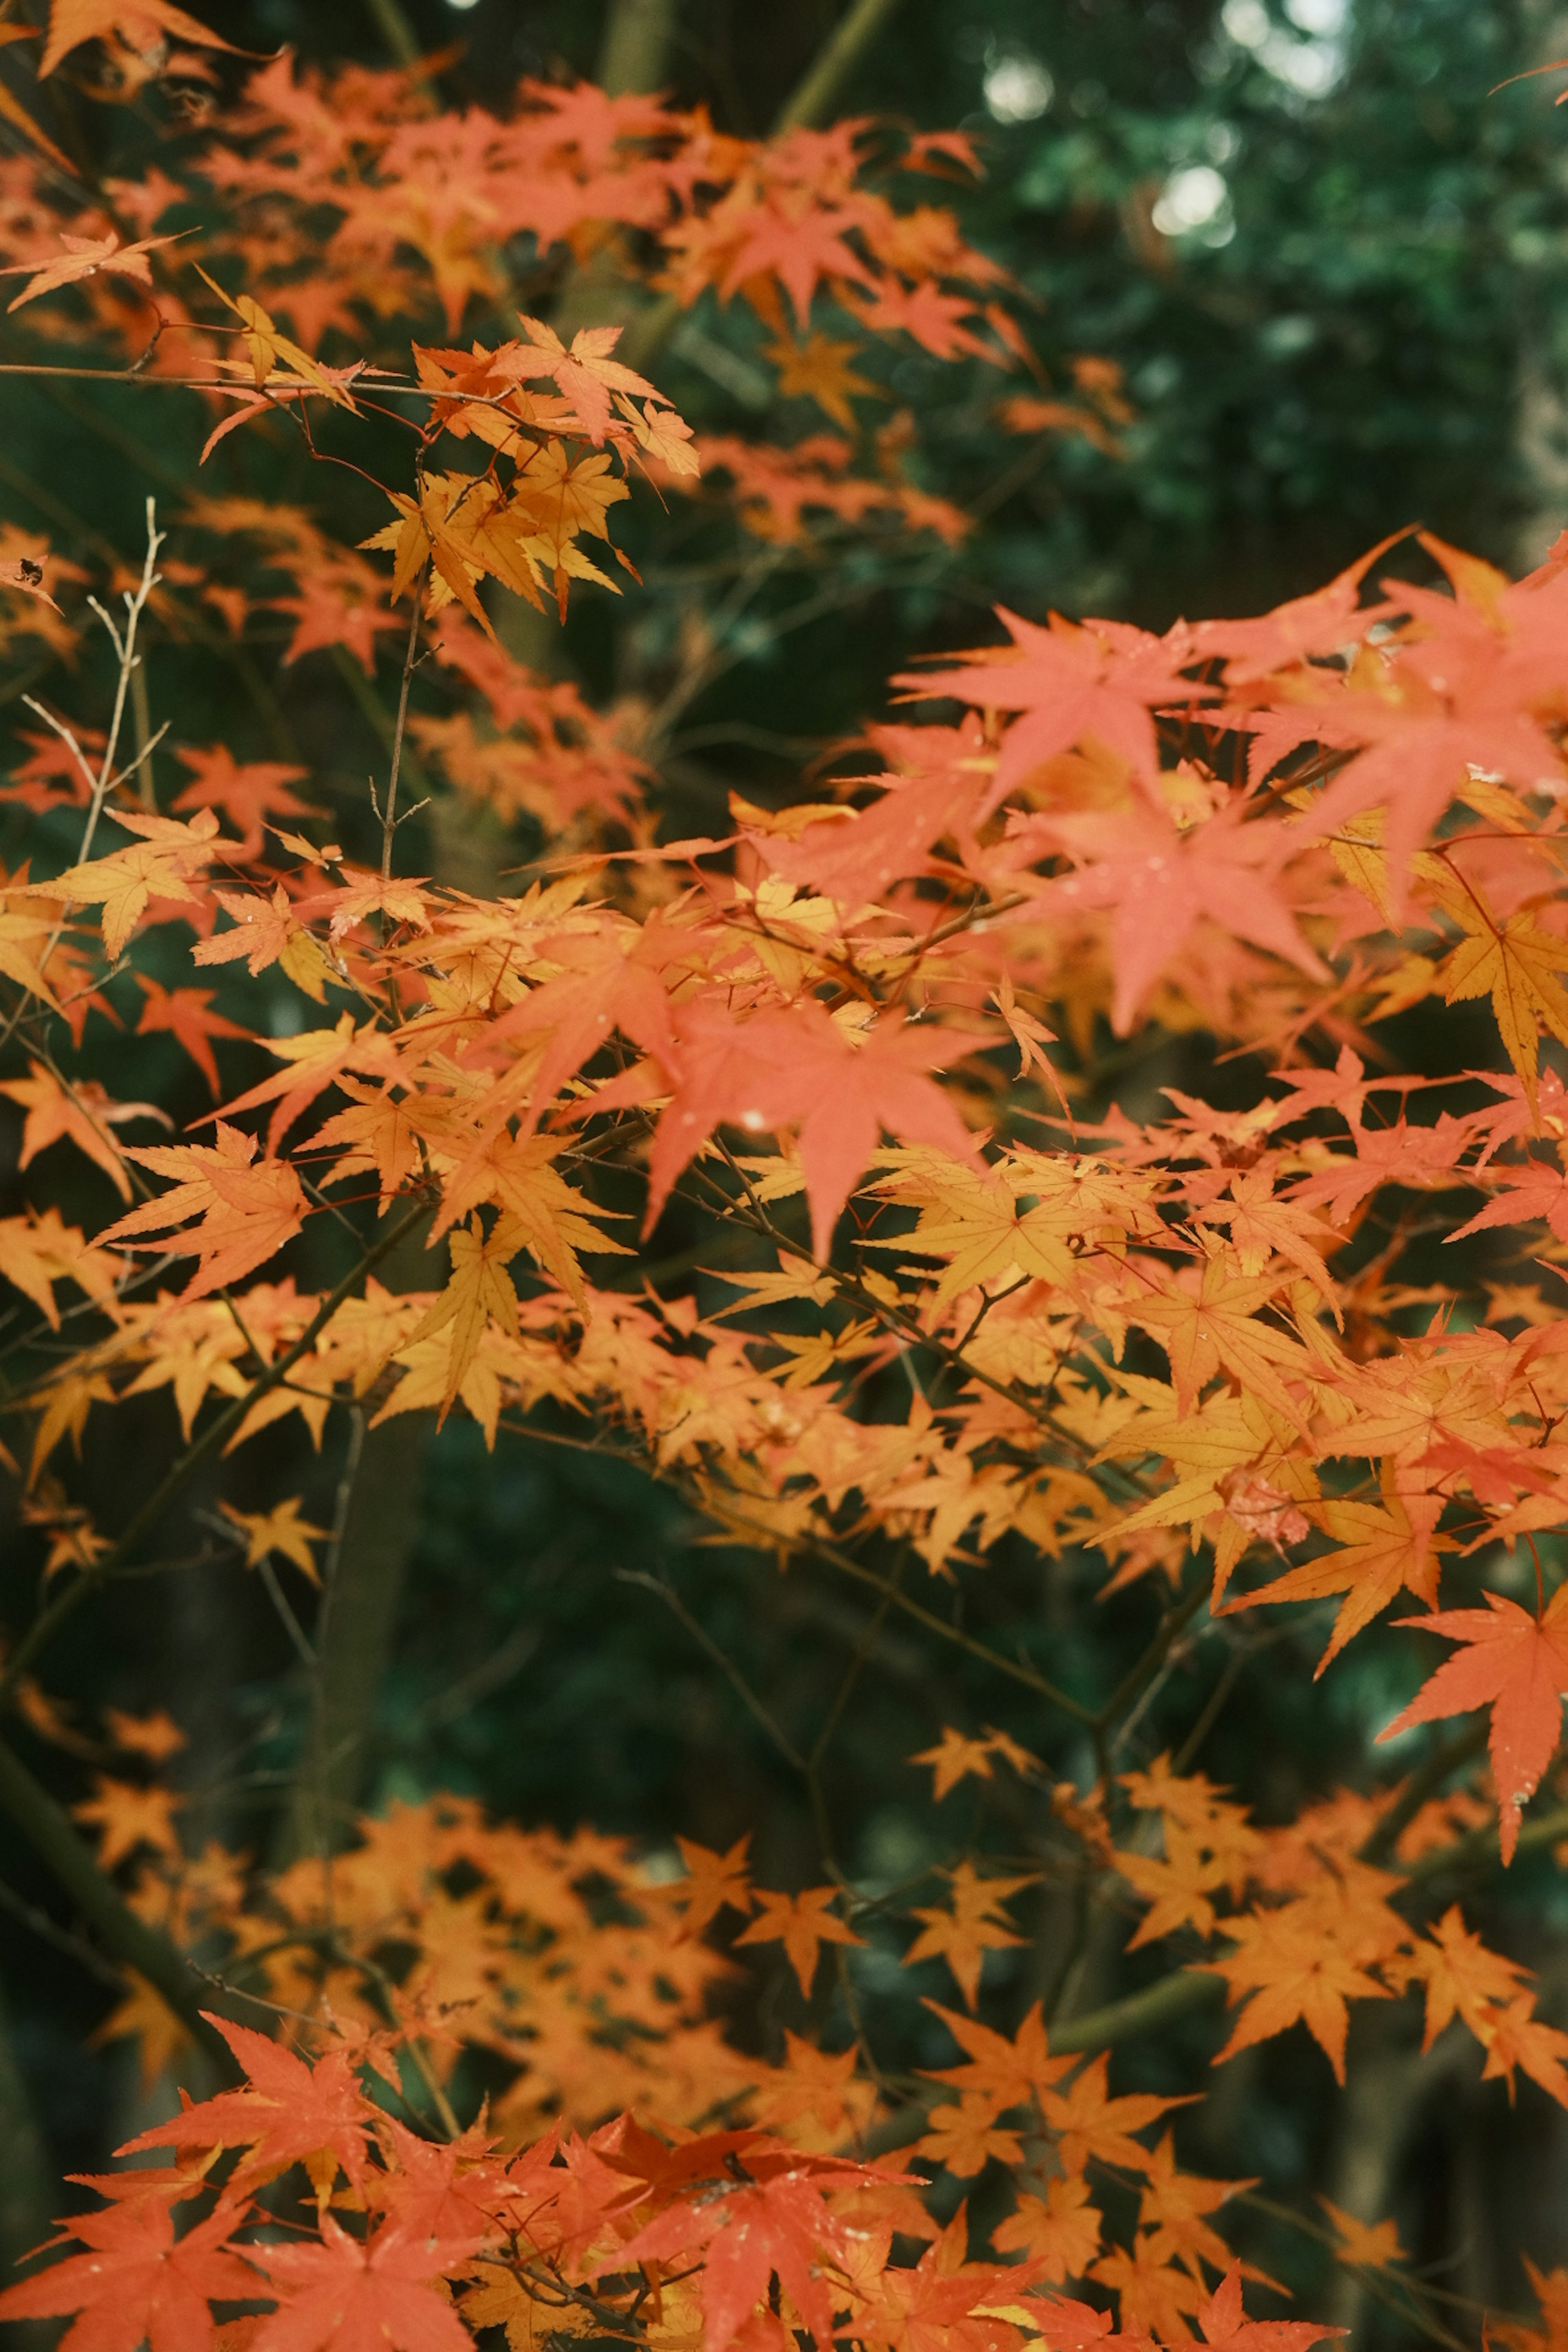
[[89, 1969, 194, 2092], [219, 1496, 331, 1583], [764, 331, 883, 430], [1444, 901, 1568, 1126]]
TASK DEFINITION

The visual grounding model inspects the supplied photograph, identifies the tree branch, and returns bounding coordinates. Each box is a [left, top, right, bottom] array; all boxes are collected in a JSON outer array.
[[0, 1739, 247, 2076], [773, 0, 906, 132], [0, 1197, 437, 1711]]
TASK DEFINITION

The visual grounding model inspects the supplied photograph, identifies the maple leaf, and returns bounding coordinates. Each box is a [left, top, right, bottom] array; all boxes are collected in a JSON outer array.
[[0, 1061, 166, 1200], [733, 1883, 865, 1996], [1189, 2266, 1342, 2352], [748, 2030, 872, 2143], [1377, 1583, 1568, 1863], [1027, 2294, 1147, 2352], [1205, 1907, 1391, 2081], [121, 2011, 373, 2185], [764, 331, 882, 429], [1399, 1903, 1531, 2048], [1443, 905, 1568, 1125], [1039, 2054, 1190, 2174], [395, 1214, 523, 1425], [910, 1725, 1039, 1801], [1116, 1819, 1232, 1947], [1476, 1993, 1568, 2107], [918, 2092, 1025, 2175], [193, 883, 332, 1000], [462, 2270, 599, 2352], [103, 1120, 307, 1299], [214, 1015, 398, 1152], [169, 744, 317, 858], [219, 1496, 330, 1581], [718, 200, 878, 326], [920, 1998, 1071, 2108], [1136, 2132, 1255, 2280], [72, 1773, 183, 1869], [32, 806, 224, 959], [1236, 1492, 1454, 1671], [992, 2177, 1102, 2282], [0, 229, 182, 312], [0, 2191, 255, 2348], [1090, 2235, 1209, 2342], [91, 1969, 194, 2092], [900, 608, 1199, 811], [666, 1832, 755, 1940], [499, 317, 670, 445], [902, 1861, 1036, 2010], [1038, 800, 1326, 1037], [632, 997, 981, 1261], [105, 1705, 185, 1761], [1127, 1251, 1310, 1428], [41, 0, 243, 74], [135, 975, 249, 1098], [615, 2152, 883, 2352], [248, 2213, 480, 2352], [196, 267, 356, 408], [1319, 2198, 1405, 2270]]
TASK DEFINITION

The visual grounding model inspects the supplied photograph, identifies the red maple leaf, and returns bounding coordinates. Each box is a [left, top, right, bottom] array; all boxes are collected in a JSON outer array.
[[1189, 2265, 1343, 2352], [616, 2155, 878, 2352], [1379, 1584, 1568, 1863], [169, 745, 318, 858], [134, 976, 249, 1098], [1029, 800, 1325, 1037], [898, 608, 1200, 810], [0, 2189, 254, 2352], [41, 0, 244, 77], [631, 997, 980, 1260], [119, 2013, 373, 2186], [248, 2213, 479, 2352]]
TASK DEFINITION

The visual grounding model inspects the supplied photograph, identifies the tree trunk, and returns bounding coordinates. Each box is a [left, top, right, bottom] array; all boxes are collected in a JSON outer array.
[[276, 1218, 442, 1866]]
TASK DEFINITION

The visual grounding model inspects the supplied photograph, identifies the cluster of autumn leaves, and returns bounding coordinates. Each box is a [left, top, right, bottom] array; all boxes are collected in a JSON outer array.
[[2, 6, 1568, 2352], [10, 1738, 1568, 2352]]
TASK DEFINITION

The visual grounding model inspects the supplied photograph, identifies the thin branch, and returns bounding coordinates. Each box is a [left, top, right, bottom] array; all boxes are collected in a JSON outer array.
[[0, 1196, 435, 1711], [618, 1570, 804, 1768], [772, 0, 906, 130], [0, 1738, 254, 2073], [381, 595, 422, 883]]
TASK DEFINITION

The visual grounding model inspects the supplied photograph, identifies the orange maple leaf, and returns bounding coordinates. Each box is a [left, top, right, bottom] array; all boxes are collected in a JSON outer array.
[[0, 2192, 254, 2345], [0, 1061, 166, 1200], [1378, 1582, 1568, 1863], [909, 1724, 1039, 1801], [0, 229, 181, 312], [219, 1496, 330, 1582], [733, 1883, 865, 1997], [71, 1773, 183, 1869], [41, 0, 245, 75], [134, 974, 249, 1098], [1205, 1909, 1391, 2082], [902, 1860, 1036, 2011], [917, 2092, 1024, 2176], [992, 2176, 1102, 2283], [666, 1832, 755, 1941], [1039, 2053, 1192, 2175], [1319, 2198, 1405, 2271], [122, 2011, 373, 2186], [920, 1998, 1071, 2108], [103, 1120, 307, 1298]]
